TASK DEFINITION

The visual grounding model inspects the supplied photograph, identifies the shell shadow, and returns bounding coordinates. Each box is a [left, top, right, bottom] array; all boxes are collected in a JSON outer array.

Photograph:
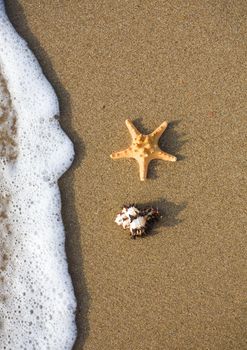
[[5, 2, 89, 349], [136, 198, 187, 237]]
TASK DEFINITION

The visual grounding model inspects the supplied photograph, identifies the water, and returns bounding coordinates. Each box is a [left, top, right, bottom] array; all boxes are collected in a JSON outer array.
[[0, 1, 77, 349]]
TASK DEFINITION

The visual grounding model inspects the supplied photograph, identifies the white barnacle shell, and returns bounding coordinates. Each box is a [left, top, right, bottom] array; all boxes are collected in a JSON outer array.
[[115, 206, 140, 230], [130, 216, 147, 235], [115, 213, 125, 226], [126, 206, 140, 217]]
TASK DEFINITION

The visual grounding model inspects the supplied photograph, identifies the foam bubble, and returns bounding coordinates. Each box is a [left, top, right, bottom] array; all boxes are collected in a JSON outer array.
[[0, 1, 77, 349]]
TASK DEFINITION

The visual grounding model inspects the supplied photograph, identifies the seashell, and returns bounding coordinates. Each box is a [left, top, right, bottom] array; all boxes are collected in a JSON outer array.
[[115, 205, 160, 239]]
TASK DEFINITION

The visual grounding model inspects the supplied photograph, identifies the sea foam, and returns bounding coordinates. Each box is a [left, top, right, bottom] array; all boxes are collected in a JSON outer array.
[[0, 1, 77, 349]]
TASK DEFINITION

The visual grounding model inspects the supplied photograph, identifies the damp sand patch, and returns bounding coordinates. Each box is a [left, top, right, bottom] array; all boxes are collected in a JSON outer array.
[[0, 70, 17, 312], [0, 73, 17, 161]]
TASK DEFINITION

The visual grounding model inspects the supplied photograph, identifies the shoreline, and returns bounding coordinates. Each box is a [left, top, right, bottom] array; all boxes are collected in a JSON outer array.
[[5, 2, 247, 349]]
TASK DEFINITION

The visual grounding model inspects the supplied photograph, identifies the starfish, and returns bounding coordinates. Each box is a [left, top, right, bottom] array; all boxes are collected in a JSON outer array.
[[110, 119, 177, 181]]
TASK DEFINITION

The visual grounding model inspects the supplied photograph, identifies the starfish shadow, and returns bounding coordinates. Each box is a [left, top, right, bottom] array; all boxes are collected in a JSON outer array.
[[132, 117, 151, 135], [158, 120, 187, 161], [6, 3, 89, 349], [136, 198, 187, 237]]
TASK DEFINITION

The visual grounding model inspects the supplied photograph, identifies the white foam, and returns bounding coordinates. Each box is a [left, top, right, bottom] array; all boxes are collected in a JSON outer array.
[[0, 1, 77, 349]]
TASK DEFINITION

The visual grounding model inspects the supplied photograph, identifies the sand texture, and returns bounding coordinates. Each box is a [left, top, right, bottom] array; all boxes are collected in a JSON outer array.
[[6, 1, 247, 349]]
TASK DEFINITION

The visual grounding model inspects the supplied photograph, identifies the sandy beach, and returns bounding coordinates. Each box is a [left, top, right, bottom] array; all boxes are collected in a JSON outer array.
[[6, 1, 247, 349]]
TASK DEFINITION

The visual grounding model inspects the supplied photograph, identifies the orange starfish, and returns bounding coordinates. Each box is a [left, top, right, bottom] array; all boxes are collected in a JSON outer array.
[[110, 119, 177, 181]]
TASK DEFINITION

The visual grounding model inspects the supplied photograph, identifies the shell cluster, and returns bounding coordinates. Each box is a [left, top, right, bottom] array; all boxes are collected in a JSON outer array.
[[115, 205, 160, 239]]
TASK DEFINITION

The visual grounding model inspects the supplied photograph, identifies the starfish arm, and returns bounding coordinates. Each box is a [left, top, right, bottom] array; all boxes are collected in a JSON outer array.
[[153, 151, 177, 162], [110, 148, 132, 159], [150, 121, 168, 141], [137, 157, 150, 181], [125, 119, 141, 139]]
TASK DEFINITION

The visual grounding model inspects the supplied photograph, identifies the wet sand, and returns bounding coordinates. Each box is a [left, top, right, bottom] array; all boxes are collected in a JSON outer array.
[[6, 1, 247, 349]]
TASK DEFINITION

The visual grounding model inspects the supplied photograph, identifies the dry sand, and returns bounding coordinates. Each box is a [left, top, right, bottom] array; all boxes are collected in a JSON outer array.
[[6, 1, 247, 349]]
